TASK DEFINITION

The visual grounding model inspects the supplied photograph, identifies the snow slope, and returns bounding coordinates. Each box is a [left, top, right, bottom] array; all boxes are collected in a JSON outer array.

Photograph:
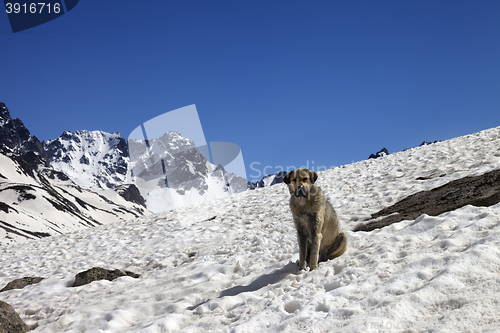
[[0, 148, 149, 246], [1, 126, 500, 332]]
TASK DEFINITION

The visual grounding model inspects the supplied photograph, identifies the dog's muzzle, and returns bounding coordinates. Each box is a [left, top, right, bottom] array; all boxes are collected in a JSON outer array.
[[295, 185, 307, 197]]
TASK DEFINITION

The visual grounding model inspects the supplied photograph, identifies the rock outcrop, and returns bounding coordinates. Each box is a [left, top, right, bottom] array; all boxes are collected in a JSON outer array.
[[0, 277, 44, 293], [112, 184, 147, 207], [369, 148, 389, 159], [72, 267, 140, 287], [354, 168, 500, 232]]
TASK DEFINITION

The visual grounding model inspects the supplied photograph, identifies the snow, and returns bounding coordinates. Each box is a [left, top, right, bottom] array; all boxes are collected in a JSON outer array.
[[1, 126, 500, 332], [44, 130, 128, 190], [143, 172, 240, 213]]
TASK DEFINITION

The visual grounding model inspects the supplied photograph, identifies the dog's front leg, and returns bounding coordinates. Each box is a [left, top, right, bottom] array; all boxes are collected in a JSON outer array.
[[309, 214, 323, 270], [309, 233, 322, 270], [296, 231, 308, 270]]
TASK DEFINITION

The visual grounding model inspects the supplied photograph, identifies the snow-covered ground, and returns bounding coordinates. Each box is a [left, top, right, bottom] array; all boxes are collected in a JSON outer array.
[[1, 126, 500, 332]]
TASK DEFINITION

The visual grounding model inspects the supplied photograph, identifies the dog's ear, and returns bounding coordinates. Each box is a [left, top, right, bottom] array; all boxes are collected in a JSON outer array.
[[309, 170, 318, 183], [283, 171, 291, 184]]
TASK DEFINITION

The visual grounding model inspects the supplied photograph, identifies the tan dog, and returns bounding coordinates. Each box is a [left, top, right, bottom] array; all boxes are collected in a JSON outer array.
[[284, 168, 347, 270]]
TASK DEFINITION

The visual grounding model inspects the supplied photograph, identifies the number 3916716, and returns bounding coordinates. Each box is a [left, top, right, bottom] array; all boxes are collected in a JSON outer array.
[[5, 3, 61, 14]]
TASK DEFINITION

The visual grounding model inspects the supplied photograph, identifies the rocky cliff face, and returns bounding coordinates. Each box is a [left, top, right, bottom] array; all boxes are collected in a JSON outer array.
[[44, 130, 129, 190], [0, 101, 46, 163], [129, 130, 209, 195], [129, 130, 248, 212]]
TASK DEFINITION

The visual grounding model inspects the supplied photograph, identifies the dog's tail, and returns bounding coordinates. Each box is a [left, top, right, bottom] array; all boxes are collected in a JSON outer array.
[[320, 232, 348, 262]]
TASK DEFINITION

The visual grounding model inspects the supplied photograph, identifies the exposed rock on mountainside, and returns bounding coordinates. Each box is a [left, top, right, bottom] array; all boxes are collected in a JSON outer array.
[[0, 101, 46, 163], [44, 130, 129, 190], [354, 167, 500, 232], [112, 184, 147, 208], [129, 130, 248, 211], [129, 131, 211, 195], [248, 171, 287, 189], [369, 147, 389, 159], [0, 100, 250, 223]]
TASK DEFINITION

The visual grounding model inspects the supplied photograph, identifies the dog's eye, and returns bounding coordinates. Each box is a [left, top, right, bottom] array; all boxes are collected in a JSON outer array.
[[302, 178, 308, 182], [292, 178, 297, 182]]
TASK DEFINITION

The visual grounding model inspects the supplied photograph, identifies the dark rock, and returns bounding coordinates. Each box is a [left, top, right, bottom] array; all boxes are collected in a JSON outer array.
[[20, 151, 48, 170], [39, 168, 71, 182], [420, 140, 441, 146], [272, 171, 287, 185], [248, 171, 288, 190], [72, 267, 140, 287], [113, 184, 147, 207], [0, 300, 29, 333], [354, 168, 500, 232], [0, 101, 46, 161], [369, 148, 389, 159], [416, 172, 446, 181], [0, 277, 44, 293], [128, 130, 248, 197], [79, 154, 90, 165]]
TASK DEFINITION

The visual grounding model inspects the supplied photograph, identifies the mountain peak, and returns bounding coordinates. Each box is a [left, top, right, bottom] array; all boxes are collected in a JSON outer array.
[[0, 101, 11, 125], [0, 101, 45, 161], [44, 130, 129, 190]]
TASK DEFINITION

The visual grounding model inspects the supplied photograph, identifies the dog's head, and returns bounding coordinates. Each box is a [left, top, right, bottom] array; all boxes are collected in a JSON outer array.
[[283, 168, 318, 198]]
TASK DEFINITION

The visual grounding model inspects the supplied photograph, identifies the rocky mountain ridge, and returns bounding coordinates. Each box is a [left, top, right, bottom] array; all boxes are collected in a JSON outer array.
[[0, 101, 253, 217], [44, 130, 130, 190], [0, 144, 148, 246]]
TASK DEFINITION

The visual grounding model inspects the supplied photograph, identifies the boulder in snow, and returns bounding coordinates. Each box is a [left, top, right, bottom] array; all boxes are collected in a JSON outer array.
[[72, 267, 140, 287], [0, 277, 44, 293], [0, 300, 29, 333]]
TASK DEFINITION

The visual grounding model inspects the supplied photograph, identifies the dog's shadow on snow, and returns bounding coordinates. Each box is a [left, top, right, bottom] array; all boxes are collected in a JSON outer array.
[[188, 262, 298, 311], [220, 261, 298, 297]]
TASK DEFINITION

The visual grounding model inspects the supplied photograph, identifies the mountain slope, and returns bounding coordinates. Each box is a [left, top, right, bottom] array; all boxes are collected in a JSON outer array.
[[0, 101, 45, 160], [0, 101, 248, 217], [44, 130, 130, 190], [0, 146, 149, 246], [129, 130, 247, 212], [0, 126, 499, 332]]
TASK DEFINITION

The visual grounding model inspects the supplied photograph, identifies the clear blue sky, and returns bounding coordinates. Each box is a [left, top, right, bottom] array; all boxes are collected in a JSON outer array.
[[1, 1, 499, 181]]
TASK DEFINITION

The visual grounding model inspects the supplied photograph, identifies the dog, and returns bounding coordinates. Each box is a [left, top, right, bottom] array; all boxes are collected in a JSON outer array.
[[284, 168, 347, 270]]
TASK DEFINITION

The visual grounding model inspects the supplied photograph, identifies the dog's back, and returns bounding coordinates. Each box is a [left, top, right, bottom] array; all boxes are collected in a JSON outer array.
[[319, 194, 348, 261]]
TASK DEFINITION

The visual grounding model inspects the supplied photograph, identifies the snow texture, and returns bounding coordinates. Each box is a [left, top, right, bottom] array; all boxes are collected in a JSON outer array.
[[1, 126, 500, 332]]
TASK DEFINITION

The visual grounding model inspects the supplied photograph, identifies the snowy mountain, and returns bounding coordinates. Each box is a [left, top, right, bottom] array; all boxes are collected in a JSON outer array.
[[129, 130, 248, 212], [1, 126, 499, 332], [248, 171, 287, 189], [0, 101, 247, 215], [0, 101, 150, 247], [0, 145, 148, 247], [44, 130, 129, 190], [0, 101, 46, 161]]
